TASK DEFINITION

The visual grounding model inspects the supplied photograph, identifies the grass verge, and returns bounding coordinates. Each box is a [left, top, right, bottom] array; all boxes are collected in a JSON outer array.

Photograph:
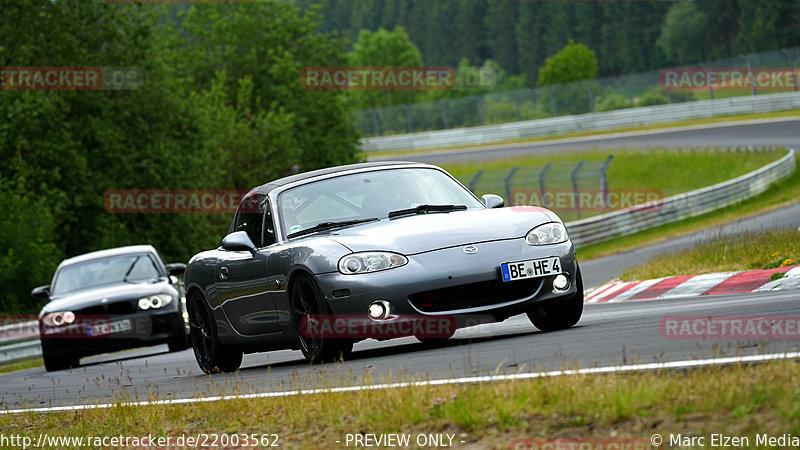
[[0, 356, 42, 375], [364, 109, 800, 158], [621, 229, 800, 281], [576, 166, 800, 262], [1, 360, 797, 449]]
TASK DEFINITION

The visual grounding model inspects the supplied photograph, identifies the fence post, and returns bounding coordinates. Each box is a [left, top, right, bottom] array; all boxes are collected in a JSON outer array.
[[548, 87, 558, 116], [468, 170, 484, 193], [476, 96, 486, 124], [402, 105, 414, 133], [438, 101, 449, 129], [505, 167, 520, 206], [370, 110, 381, 136], [571, 161, 585, 219], [779, 49, 799, 92], [585, 81, 595, 112], [538, 163, 552, 208], [745, 57, 757, 96], [600, 155, 615, 209], [627, 80, 634, 107], [511, 93, 522, 121]]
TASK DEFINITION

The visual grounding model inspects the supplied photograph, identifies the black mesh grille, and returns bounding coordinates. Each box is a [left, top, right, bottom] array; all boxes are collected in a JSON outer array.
[[409, 277, 543, 313]]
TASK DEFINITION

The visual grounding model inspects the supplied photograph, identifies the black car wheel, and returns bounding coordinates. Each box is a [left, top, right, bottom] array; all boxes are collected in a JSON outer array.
[[188, 292, 242, 374], [41, 342, 79, 372], [527, 265, 584, 332], [292, 273, 352, 364]]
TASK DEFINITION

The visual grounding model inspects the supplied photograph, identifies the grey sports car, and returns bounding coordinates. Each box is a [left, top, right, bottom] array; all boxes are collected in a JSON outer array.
[[185, 162, 583, 373]]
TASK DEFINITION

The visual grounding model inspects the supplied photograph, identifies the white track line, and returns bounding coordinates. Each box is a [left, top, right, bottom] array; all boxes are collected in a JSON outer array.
[[2, 352, 798, 415]]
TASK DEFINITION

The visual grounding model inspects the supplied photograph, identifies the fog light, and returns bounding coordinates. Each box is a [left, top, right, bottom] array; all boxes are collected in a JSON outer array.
[[553, 274, 569, 291], [368, 300, 391, 320]]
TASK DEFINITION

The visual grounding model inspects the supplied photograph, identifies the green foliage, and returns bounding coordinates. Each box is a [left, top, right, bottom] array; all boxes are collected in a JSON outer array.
[[0, 0, 360, 312], [657, 2, 711, 64], [637, 92, 669, 107], [595, 94, 631, 112], [346, 26, 424, 109], [538, 40, 599, 87]]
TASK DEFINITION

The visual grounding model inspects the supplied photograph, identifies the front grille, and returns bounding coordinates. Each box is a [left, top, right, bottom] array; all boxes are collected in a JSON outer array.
[[409, 277, 543, 313], [76, 300, 136, 316]]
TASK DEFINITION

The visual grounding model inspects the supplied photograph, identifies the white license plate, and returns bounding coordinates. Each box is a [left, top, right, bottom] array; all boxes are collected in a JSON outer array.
[[501, 257, 562, 282], [87, 319, 131, 337]]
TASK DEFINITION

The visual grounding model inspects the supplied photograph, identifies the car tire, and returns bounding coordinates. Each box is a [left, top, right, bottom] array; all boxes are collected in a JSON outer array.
[[42, 346, 79, 372], [167, 334, 190, 353], [292, 273, 353, 364], [527, 264, 584, 332], [188, 292, 242, 374]]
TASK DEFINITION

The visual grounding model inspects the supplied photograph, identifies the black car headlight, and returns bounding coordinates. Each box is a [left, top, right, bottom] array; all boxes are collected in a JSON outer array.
[[526, 222, 568, 245], [138, 294, 173, 310], [338, 252, 408, 274]]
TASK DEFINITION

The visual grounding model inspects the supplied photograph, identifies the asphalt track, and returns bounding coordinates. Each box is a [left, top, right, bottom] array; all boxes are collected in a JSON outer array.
[[1, 118, 799, 412], [368, 117, 800, 163]]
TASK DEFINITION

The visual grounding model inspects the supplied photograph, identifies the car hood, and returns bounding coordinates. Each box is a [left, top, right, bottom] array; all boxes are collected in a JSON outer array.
[[42, 279, 172, 314], [328, 206, 558, 254]]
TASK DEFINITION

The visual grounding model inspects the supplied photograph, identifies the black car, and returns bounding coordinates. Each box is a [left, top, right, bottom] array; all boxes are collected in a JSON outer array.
[[32, 245, 190, 371]]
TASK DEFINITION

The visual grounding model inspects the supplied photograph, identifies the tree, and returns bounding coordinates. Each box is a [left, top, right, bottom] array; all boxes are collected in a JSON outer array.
[[346, 26, 425, 109], [657, 2, 712, 64], [538, 40, 599, 86]]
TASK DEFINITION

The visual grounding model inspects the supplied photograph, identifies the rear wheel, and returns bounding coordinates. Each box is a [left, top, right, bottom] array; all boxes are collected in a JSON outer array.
[[292, 273, 353, 364], [188, 292, 242, 374], [527, 265, 584, 332]]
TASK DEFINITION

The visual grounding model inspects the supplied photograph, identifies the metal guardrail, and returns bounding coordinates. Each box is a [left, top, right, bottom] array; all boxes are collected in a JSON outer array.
[[361, 92, 800, 152], [565, 149, 797, 247], [0, 150, 795, 366], [0, 320, 40, 364]]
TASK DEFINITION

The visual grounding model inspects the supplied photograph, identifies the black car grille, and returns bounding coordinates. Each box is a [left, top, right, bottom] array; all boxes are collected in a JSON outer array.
[[76, 301, 136, 316], [408, 277, 543, 313]]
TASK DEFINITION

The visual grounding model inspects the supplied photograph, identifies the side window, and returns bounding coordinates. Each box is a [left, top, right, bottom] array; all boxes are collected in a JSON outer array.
[[233, 194, 266, 248]]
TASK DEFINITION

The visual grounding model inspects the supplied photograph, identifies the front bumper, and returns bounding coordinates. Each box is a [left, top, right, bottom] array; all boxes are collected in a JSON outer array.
[[40, 309, 186, 358], [315, 238, 578, 324]]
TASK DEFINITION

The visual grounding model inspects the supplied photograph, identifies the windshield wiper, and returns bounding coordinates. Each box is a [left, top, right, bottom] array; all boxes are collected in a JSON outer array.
[[287, 217, 379, 239], [388, 204, 467, 219], [122, 256, 141, 284]]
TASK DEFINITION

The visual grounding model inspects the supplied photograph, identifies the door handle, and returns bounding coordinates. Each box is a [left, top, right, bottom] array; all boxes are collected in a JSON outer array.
[[219, 266, 229, 280]]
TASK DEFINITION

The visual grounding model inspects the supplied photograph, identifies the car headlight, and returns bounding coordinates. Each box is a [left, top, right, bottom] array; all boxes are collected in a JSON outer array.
[[338, 252, 408, 274], [138, 294, 173, 310], [526, 222, 568, 245], [43, 311, 75, 327]]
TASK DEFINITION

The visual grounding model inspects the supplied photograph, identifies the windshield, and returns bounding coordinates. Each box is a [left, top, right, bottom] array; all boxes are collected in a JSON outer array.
[[278, 168, 483, 236], [51, 254, 161, 295]]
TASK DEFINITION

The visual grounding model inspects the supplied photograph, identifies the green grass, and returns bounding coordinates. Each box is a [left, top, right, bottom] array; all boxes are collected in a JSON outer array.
[[1, 360, 797, 449], [441, 148, 784, 223], [0, 356, 42, 374], [620, 229, 799, 281], [577, 166, 800, 261], [365, 109, 800, 157]]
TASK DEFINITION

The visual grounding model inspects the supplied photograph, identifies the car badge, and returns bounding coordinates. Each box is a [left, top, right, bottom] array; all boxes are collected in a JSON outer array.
[[463, 246, 478, 255]]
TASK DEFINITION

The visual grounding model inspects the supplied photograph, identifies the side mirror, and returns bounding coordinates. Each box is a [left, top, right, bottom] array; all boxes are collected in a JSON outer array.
[[481, 194, 505, 209], [222, 231, 258, 253], [165, 263, 186, 276], [31, 285, 50, 301]]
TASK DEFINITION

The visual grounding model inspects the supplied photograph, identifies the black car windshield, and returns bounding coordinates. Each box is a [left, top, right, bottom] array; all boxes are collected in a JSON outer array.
[[278, 168, 484, 237], [51, 254, 161, 295]]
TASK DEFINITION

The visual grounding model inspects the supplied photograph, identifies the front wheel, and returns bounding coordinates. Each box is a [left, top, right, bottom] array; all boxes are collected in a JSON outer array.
[[527, 265, 584, 332], [188, 292, 242, 374], [292, 273, 353, 364], [42, 346, 79, 372]]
